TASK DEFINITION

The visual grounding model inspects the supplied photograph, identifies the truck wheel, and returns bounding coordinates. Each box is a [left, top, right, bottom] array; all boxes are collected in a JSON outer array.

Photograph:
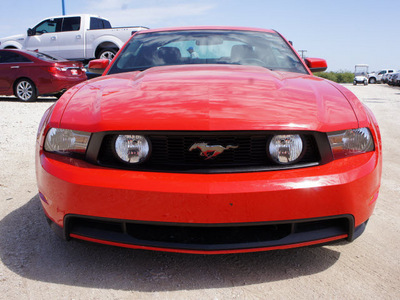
[[98, 48, 118, 60], [14, 79, 37, 101], [369, 77, 376, 84]]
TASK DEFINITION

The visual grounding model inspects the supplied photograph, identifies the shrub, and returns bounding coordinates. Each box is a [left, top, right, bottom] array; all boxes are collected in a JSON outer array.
[[315, 71, 354, 83]]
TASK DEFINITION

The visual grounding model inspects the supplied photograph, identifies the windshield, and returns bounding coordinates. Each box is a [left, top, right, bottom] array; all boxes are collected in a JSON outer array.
[[355, 67, 368, 76], [108, 30, 308, 74]]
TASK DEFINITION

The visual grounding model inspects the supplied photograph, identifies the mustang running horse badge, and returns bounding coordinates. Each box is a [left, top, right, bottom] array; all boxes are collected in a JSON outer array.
[[189, 142, 239, 160]]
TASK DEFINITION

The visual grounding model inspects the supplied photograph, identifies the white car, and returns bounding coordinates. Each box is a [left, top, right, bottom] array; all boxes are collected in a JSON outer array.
[[0, 14, 147, 61], [368, 69, 396, 84], [393, 73, 400, 86], [387, 72, 399, 86], [381, 72, 393, 84]]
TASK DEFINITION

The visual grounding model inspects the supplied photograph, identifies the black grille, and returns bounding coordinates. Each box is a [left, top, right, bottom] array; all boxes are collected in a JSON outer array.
[[150, 135, 268, 166], [92, 132, 322, 173], [66, 215, 352, 251]]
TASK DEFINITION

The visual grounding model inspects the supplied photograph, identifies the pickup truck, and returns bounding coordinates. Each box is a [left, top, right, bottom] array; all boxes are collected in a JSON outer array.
[[0, 14, 148, 61], [368, 69, 396, 84]]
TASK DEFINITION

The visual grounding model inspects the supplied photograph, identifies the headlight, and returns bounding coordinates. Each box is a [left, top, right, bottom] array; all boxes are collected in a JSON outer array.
[[328, 128, 374, 159], [44, 128, 91, 154], [114, 135, 150, 164], [269, 134, 303, 164]]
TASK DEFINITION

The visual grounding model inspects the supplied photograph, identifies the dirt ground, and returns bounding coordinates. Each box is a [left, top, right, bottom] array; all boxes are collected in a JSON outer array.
[[0, 84, 399, 299]]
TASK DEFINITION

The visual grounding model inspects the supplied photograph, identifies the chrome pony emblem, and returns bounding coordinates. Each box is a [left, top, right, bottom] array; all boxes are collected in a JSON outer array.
[[189, 142, 239, 160]]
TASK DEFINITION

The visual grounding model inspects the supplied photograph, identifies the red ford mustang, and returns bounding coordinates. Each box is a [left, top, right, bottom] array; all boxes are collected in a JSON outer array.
[[35, 27, 382, 254], [0, 49, 86, 101]]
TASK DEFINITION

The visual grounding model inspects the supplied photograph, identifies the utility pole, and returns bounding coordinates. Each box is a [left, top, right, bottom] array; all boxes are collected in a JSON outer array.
[[62, 0, 66, 15], [298, 50, 307, 59]]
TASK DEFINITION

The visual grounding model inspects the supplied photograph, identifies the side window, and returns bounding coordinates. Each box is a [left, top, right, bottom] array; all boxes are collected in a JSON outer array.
[[11, 53, 31, 63], [33, 18, 62, 34], [388, 70, 393, 73], [0, 52, 31, 63], [90, 18, 102, 30], [102, 19, 111, 29], [90, 18, 111, 30], [0, 52, 12, 63], [61, 17, 81, 32], [378, 71, 385, 75]]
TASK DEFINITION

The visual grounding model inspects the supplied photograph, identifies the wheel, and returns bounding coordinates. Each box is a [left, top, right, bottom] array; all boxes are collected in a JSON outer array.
[[369, 77, 376, 84], [353, 81, 357, 85], [364, 80, 368, 85], [14, 79, 37, 101], [54, 92, 64, 99], [98, 48, 118, 60]]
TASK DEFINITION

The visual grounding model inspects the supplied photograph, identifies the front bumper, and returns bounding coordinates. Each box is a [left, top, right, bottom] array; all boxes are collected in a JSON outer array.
[[354, 76, 368, 83], [37, 150, 380, 254]]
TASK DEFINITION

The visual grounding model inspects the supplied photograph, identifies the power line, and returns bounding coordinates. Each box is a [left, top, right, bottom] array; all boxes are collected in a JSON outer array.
[[298, 50, 307, 59]]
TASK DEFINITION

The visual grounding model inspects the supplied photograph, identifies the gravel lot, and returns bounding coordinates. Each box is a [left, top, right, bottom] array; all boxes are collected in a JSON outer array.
[[0, 84, 399, 299]]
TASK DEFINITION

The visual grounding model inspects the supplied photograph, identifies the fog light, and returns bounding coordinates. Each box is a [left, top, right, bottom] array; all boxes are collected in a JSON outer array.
[[269, 134, 303, 164], [114, 135, 150, 163]]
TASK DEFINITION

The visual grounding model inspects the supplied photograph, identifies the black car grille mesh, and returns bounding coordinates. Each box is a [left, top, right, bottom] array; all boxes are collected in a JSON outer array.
[[66, 215, 352, 251], [93, 132, 322, 173]]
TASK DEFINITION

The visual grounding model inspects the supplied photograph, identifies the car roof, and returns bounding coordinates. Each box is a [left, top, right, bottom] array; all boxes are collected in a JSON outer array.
[[0, 49, 72, 63], [0, 48, 32, 55], [0, 48, 40, 57], [39, 14, 103, 19], [137, 26, 277, 35]]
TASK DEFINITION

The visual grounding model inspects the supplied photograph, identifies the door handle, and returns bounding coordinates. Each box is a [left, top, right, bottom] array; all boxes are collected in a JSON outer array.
[[11, 66, 20, 69], [76, 35, 81, 39], [51, 36, 56, 40]]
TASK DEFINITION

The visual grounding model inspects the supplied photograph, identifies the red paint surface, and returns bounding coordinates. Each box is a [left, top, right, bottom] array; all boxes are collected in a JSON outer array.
[[37, 150, 380, 228], [57, 65, 360, 132]]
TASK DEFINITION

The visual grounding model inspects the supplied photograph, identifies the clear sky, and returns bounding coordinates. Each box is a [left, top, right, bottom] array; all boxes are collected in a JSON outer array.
[[0, 0, 398, 72]]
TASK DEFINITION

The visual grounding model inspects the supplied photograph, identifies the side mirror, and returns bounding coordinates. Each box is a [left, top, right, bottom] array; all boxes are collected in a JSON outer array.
[[27, 28, 34, 36], [88, 59, 110, 74], [305, 58, 327, 73]]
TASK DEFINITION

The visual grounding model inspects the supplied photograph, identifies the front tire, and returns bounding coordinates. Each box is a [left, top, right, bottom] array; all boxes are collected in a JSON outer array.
[[54, 92, 64, 99], [369, 77, 376, 84], [14, 79, 37, 101], [98, 48, 118, 60]]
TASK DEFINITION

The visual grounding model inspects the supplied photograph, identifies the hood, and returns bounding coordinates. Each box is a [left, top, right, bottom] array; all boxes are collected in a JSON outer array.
[[0, 34, 25, 42], [60, 64, 359, 132]]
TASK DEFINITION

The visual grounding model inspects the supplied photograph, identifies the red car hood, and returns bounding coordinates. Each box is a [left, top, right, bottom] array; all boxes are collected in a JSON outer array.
[[60, 65, 358, 132]]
